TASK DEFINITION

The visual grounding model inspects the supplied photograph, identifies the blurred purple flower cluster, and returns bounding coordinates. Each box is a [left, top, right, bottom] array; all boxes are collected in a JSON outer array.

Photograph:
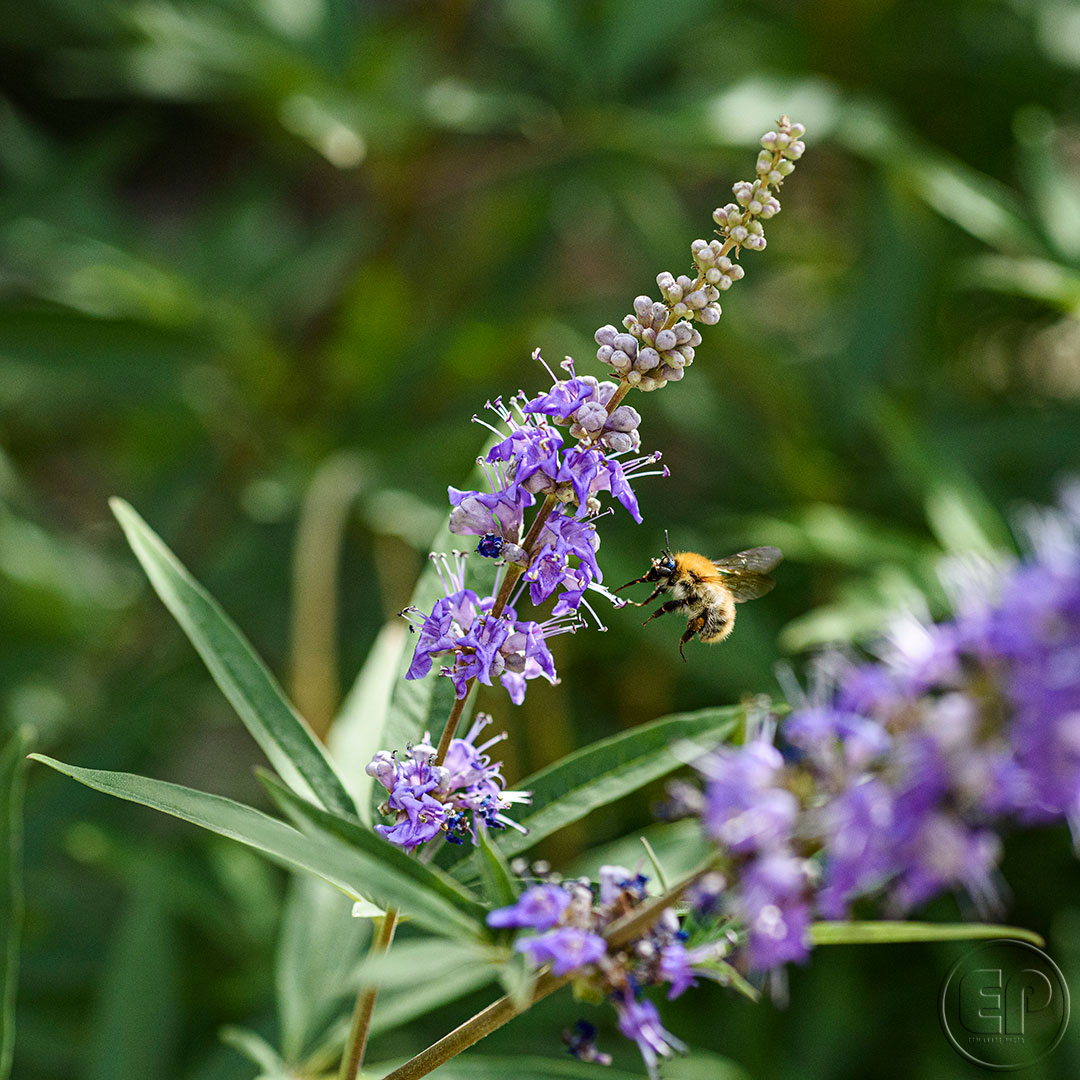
[[365, 716, 530, 851], [684, 486, 1080, 973], [487, 866, 733, 1079]]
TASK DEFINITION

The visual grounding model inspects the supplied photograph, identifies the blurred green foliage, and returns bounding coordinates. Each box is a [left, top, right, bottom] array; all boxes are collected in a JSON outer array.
[[3, 0, 1080, 1077]]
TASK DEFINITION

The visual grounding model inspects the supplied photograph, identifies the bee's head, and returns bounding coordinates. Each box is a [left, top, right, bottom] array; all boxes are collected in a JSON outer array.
[[647, 551, 676, 581], [643, 529, 676, 580]]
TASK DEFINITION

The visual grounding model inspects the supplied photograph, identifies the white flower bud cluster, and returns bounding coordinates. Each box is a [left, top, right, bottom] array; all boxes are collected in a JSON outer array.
[[591, 117, 803, 394], [594, 303, 702, 392], [713, 116, 805, 254], [656, 270, 721, 325]]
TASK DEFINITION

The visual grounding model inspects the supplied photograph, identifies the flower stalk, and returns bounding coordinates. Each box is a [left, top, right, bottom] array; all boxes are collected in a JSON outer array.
[[338, 906, 399, 1080]]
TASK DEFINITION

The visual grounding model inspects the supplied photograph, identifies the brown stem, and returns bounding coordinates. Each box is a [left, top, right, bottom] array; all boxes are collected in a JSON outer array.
[[339, 907, 399, 1080], [604, 379, 632, 414], [379, 858, 718, 1080], [434, 693, 469, 765], [604, 859, 716, 949], [492, 492, 559, 614], [378, 969, 574, 1080]]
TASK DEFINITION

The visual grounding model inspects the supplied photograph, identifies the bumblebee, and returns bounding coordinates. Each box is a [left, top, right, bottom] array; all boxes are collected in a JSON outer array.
[[615, 538, 782, 660]]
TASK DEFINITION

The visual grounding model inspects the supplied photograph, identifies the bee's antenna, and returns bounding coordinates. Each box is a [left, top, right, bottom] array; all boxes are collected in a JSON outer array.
[[663, 529, 671, 556]]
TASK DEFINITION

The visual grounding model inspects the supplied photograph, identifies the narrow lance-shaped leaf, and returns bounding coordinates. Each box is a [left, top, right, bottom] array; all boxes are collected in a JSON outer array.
[[110, 498, 356, 817], [275, 876, 371, 1065], [258, 771, 489, 940], [348, 939, 498, 994], [28, 755, 390, 919], [329, 621, 408, 827], [0, 729, 29, 1080], [445, 705, 741, 875], [810, 921, 1045, 948], [220, 1027, 291, 1079], [85, 880, 180, 1080], [475, 823, 520, 910]]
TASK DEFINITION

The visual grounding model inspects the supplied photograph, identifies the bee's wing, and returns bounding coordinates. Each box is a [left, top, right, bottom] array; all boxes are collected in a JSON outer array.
[[712, 547, 782, 603], [712, 546, 783, 574], [719, 571, 776, 603]]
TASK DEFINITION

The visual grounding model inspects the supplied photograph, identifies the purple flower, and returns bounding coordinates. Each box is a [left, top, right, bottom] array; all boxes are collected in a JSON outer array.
[[448, 485, 530, 541], [816, 778, 894, 919], [515, 927, 607, 975], [403, 587, 480, 681], [494, 611, 574, 705], [657, 942, 722, 1000], [476, 534, 505, 558], [523, 376, 595, 421], [368, 715, 530, 851], [598, 863, 647, 906], [524, 510, 603, 613], [448, 614, 512, 695], [698, 741, 798, 854], [487, 419, 564, 501], [889, 813, 1002, 916], [402, 552, 577, 705], [738, 852, 813, 970], [558, 445, 644, 523], [487, 884, 571, 930], [368, 743, 449, 853], [614, 995, 687, 1079], [785, 705, 890, 778]]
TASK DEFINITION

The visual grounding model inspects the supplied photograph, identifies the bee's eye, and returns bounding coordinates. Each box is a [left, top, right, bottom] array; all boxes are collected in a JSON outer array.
[[664, 557, 676, 572]]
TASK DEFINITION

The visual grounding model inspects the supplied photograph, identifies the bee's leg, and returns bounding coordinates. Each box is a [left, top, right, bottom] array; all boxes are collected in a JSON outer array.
[[679, 615, 707, 662], [641, 599, 682, 627], [624, 584, 665, 609]]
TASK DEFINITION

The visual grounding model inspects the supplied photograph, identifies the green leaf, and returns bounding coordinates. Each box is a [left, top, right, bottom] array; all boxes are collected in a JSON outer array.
[[258, 771, 489, 940], [0, 729, 29, 1080], [665, 1051, 755, 1080], [370, 965, 496, 1035], [475, 823, 520, 909], [638, 836, 669, 893], [28, 756, 387, 917], [810, 921, 1045, 947], [275, 876, 371, 1064], [564, 819, 711, 888], [85, 877, 180, 1080], [867, 400, 1013, 558], [368, 1054, 750, 1080], [447, 705, 740, 873], [495, 950, 535, 1012], [330, 621, 409, 827], [349, 938, 498, 993], [962, 253, 1080, 314], [219, 1027, 291, 1079], [110, 498, 356, 817]]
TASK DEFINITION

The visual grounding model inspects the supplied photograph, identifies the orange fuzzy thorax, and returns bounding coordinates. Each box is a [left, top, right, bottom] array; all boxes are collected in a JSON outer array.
[[672, 551, 722, 580]]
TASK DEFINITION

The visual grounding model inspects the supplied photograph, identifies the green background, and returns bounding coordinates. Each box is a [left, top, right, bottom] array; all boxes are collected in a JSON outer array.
[[2, 0, 1080, 1077]]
